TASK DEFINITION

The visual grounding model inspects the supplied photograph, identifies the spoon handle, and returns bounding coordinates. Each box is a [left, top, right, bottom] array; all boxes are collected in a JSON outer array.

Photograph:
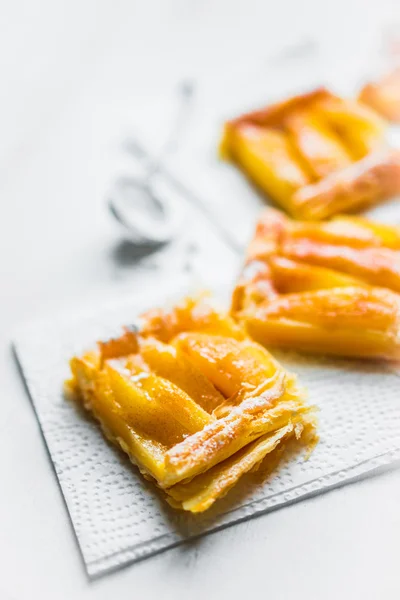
[[144, 80, 195, 183]]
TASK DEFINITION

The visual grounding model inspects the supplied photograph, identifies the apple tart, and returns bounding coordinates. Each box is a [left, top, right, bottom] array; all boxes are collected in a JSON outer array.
[[221, 87, 400, 220], [232, 208, 400, 360], [67, 295, 317, 512]]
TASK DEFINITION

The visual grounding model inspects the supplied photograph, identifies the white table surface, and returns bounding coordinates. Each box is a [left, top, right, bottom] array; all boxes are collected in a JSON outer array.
[[1, 1, 399, 598]]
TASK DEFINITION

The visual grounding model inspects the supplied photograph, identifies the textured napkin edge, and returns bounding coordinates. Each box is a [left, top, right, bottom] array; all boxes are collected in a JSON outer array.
[[86, 446, 400, 578], [11, 275, 195, 578]]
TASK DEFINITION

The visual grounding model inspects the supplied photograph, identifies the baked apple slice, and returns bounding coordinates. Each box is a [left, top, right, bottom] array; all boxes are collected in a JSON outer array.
[[285, 108, 352, 179], [244, 285, 400, 360], [221, 123, 310, 213], [316, 96, 386, 160]]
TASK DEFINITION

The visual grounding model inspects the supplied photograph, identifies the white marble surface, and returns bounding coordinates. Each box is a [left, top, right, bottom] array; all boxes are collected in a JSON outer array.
[[1, 1, 400, 598]]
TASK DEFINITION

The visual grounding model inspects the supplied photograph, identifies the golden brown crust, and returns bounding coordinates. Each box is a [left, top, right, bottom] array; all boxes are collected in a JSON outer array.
[[139, 293, 245, 342], [291, 148, 400, 221], [359, 68, 400, 122], [246, 206, 288, 261], [165, 424, 296, 512], [98, 328, 138, 365], [224, 87, 332, 131]]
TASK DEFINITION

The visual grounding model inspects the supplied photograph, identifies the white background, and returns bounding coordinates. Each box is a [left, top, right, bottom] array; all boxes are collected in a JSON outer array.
[[1, 1, 399, 598]]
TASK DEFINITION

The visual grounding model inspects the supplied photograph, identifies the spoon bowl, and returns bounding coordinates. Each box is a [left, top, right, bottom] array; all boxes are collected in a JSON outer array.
[[108, 176, 182, 247]]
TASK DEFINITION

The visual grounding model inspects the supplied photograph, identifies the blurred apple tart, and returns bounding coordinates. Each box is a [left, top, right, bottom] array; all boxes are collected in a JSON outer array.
[[67, 295, 317, 513], [221, 87, 400, 220], [232, 208, 400, 360], [359, 67, 400, 123]]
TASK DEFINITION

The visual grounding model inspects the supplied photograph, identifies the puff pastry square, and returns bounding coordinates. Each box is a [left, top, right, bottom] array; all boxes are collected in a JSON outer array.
[[232, 208, 400, 360], [221, 87, 400, 220], [67, 295, 317, 513]]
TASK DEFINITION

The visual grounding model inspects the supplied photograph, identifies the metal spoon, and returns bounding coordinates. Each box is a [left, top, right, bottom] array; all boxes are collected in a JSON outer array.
[[108, 81, 194, 247]]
